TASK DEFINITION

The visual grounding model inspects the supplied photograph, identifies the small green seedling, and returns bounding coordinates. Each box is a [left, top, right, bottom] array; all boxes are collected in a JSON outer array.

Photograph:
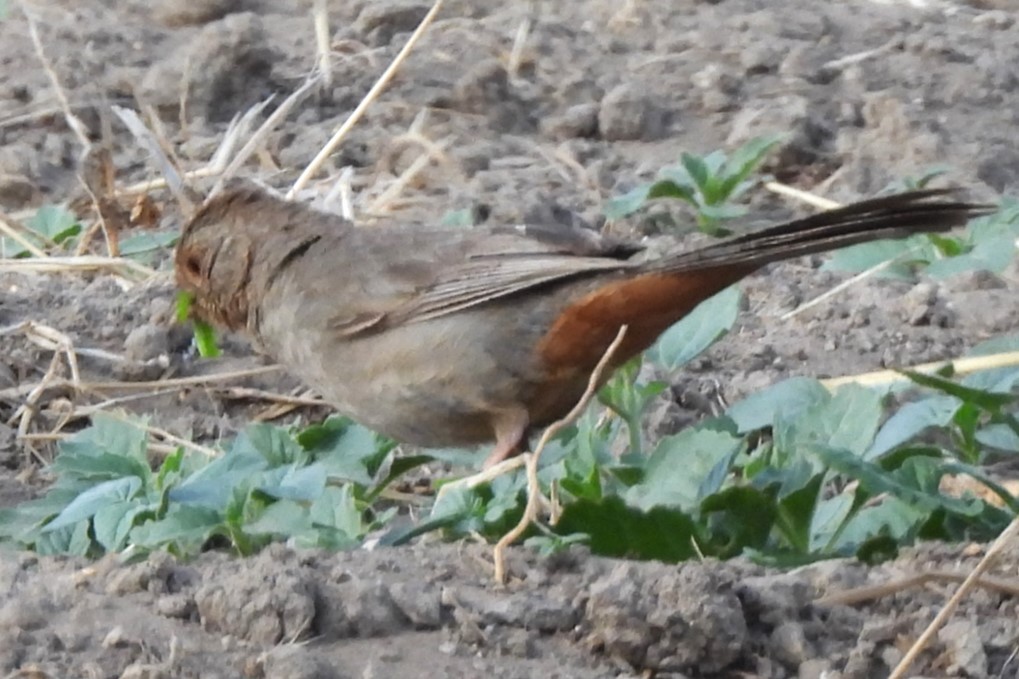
[[605, 134, 784, 236], [176, 291, 221, 358]]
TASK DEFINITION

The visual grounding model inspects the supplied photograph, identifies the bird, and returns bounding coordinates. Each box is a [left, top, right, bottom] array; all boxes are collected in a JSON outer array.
[[175, 185, 986, 467]]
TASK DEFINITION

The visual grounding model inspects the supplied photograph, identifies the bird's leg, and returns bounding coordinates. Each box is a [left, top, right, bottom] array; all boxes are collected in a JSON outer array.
[[482, 408, 530, 468], [433, 408, 534, 507]]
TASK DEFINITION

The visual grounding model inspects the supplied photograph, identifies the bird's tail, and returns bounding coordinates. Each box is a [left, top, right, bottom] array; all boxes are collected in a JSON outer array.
[[652, 189, 992, 274]]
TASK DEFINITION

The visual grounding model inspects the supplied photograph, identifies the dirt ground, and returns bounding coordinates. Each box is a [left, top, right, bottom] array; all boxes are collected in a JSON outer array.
[[3, 0, 1019, 676]]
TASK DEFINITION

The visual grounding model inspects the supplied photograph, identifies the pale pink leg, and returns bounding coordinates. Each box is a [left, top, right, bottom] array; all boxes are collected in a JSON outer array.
[[482, 408, 530, 469]]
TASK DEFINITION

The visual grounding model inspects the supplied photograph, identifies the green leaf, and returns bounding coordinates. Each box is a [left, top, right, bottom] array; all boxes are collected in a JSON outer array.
[[2, 205, 82, 257], [867, 395, 960, 459], [27, 204, 80, 245], [647, 285, 741, 371], [119, 231, 178, 264], [774, 385, 884, 459], [727, 377, 829, 433], [975, 423, 1019, 453], [625, 426, 742, 511], [94, 501, 150, 551], [238, 423, 307, 466], [170, 446, 267, 509], [440, 208, 475, 228], [308, 419, 394, 485], [604, 185, 651, 220], [927, 234, 1016, 278], [192, 321, 221, 358], [245, 499, 312, 536], [700, 486, 776, 557], [968, 334, 1019, 357], [902, 370, 1016, 412], [808, 492, 855, 553], [814, 445, 981, 517], [679, 152, 710, 192], [554, 495, 699, 561], [367, 454, 435, 502], [37, 521, 92, 556], [52, 451, 150, 485], [257, 462, 327, 501], [719, 134, 783, 198], [822, 237, 928, 277], [646, 179, 696, 204], [130, 505, 224, 551], [771, 472, 823, 552], [44, 477, 142, 531], [311, 485, 364, 538], [0, 488, 82, 543], [839, 496, 928, 552], [59, 412, 150, 465], [696, 202, 747, 223]]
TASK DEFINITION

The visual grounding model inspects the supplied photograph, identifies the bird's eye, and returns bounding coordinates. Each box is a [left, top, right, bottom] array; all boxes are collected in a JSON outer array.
[[183, 253, 202, 278]]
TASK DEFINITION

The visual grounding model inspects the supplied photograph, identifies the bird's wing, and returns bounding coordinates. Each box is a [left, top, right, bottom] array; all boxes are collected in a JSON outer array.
[[329, 222, 640, 337]]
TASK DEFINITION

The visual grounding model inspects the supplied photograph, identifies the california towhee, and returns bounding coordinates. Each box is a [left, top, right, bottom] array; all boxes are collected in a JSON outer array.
[[175, 186, 984, 466]]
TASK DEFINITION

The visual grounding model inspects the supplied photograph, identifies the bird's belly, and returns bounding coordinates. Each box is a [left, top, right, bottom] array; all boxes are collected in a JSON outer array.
[[267, 307, 552, 447]]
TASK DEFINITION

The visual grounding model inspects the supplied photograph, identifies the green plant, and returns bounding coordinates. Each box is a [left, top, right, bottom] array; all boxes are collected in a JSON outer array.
[[826, 197, 1019, 279], [175, 291, 221, 358], [0, 413, 411, 557], [1, 203, 178, 262], [605, 134, 783, 235], [3, 151, 1013, 572]]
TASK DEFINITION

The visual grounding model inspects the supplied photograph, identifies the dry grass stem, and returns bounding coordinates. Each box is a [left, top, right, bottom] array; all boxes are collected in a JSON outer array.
[[289, 0, 447, 197], [0, 365, 282, 402], [821, 350, 1019, 391], [888, 517, 1019, 679], [779, 255, 902, 321], [0, 211, 48, 258], [322, 166, 356, 219], [367, 137, 452, 214], [21, 2, 91, 150], [764, 181, 842, 210], [112, 106, 191, 211], [822, 37, 902, 72], [211, 386, 325, 408], [313, 0, 333, 87], [211, 80, 320, 196], [493, 324, 629, 584], [0, 255, 156, 281], [815, 569, 1019, 607], [506, 13, 532, 84]]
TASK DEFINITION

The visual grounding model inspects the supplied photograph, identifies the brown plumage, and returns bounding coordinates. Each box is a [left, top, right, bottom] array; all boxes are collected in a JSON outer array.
[[175, 186, 988, 466]]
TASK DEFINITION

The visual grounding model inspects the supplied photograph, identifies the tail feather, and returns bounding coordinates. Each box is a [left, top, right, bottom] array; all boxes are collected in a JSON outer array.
[[653, 189, 993, 274]]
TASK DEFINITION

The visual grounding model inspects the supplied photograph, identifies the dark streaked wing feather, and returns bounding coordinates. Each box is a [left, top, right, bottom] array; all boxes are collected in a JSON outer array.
[[389, 255, 630, 324]]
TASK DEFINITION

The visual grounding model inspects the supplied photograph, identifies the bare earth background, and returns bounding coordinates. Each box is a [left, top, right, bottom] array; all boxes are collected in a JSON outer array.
[[3, 0, 1019, 677]]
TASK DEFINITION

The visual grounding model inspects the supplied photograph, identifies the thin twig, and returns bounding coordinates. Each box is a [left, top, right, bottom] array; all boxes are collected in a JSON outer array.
[[888, 517, 1019, 679], [493, 325, 629, 584], [0, 365, 282, 401], [211, 80, 319, 196], [815, 570, 1019, 607], [0, 254, 156, 281], [112, 106, 191, 212], [506, 11, 532, 84], [0, 210, 48, 258], [21, 2, 91, 150], [764, 180, 841, 210], [366, 137, 452, 214], [821, 37, 901, 72], [288, 0, 446, 197], [313, 0, 333, 87], [779, 255, 903, 321], [211, 386, 324, 408]]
